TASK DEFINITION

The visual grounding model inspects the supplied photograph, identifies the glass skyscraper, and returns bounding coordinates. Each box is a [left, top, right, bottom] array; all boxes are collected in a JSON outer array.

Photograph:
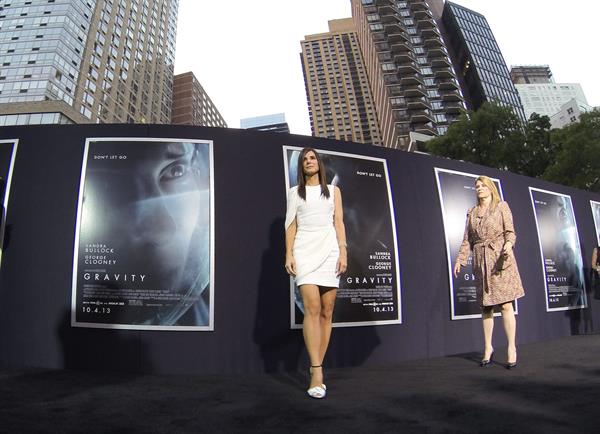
[[441, 2, 526, 120], [351, 0, 465, 150], [0, 0, 178, 126]]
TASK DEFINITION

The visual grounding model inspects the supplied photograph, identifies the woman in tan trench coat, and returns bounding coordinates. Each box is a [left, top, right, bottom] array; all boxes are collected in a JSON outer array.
[[454, 176, 525, 369]]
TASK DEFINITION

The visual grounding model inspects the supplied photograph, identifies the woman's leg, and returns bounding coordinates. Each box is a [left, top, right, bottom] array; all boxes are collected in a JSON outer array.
[[300, 284, 323, 388], [500, 301, 517, 363], [318, 288, 337, 364], [482, 306, 494, 359]]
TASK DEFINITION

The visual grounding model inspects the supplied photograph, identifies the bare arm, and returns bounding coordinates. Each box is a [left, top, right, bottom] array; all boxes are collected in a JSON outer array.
[[285, 218, 297, 276], [592, 247, 599, 273], [334, 186, 347, 276]]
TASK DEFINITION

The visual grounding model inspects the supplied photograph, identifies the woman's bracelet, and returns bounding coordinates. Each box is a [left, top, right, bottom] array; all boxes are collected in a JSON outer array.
[[338, 242, 347, 248]]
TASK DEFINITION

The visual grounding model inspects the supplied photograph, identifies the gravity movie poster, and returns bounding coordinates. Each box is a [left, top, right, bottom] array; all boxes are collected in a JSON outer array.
[[434, 168, 505, 320], [72, 138, 214, 330], [0, 139, 18, 266], [591, 200, 600, 246], [530, 188, 587, 311], [283, 146, 401, 328]]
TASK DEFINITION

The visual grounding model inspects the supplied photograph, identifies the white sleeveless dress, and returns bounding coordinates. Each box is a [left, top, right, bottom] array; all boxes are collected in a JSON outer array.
[[285, 184, 340, 287]]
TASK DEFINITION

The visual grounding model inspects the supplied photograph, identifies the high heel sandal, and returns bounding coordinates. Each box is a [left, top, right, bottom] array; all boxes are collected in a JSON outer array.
[[480, 349, 494, 367], [307, 365, 326, 399], [505, 348, 517, 369]]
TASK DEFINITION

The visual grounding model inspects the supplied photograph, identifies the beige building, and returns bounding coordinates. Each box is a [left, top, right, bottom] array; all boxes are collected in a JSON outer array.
[[350, 0, 465, 150], [171, 72, 227, 127], [300, 18, 382, 145], [0, 0, 179, 125]]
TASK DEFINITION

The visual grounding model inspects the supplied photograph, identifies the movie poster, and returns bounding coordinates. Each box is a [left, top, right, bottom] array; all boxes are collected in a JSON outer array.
[[0, 139, 18, 266], [435, 168, 506, 320], [591, 201, 600, 246], [530, 188, 587, 311], [72, 138, 214, 330], [283, 146, 401, 328]]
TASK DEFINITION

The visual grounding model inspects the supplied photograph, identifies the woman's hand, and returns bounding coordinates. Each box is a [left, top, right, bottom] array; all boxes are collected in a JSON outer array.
[[502, 241, 513, 258], [285, 255, 296, 276], [453, 262, 461, 278], [336, 248, 347, 276]]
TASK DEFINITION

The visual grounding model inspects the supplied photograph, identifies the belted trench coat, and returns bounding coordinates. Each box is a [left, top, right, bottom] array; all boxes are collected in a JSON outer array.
[[457, 201, 525, 307]]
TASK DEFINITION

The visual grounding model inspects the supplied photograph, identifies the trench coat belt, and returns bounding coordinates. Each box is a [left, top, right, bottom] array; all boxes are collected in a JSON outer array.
[[472, 237, 503, 294]]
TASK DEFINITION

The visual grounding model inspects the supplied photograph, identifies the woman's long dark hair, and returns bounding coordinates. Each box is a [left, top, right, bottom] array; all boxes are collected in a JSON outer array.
[[296, 147, 330, 201]]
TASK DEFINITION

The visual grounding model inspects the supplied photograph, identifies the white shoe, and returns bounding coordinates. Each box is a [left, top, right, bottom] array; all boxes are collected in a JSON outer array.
[[307, 385, 326, 399]]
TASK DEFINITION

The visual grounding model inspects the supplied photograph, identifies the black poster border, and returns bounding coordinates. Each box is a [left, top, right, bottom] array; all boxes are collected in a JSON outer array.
[[529, 187, 587, 312], [71, 137, 215, 331], [282, 145, 402, 328]]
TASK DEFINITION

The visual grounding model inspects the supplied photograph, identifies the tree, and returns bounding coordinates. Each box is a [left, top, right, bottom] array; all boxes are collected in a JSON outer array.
[[425, 102, 524, 170], [504, 113, 556, 178], [544, 110, 600, 192]]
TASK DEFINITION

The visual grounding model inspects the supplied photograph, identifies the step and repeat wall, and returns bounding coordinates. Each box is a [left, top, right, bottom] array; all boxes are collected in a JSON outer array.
[[0, 124, 599, 374]]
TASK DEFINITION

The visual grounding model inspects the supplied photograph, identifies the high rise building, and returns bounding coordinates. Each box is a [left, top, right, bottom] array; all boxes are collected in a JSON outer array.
[[549, 98, 594, 129], [348, 0, 465, 150], [515, 82, 589, 120], [0, 0, 178, 126], [510, 65, 553, 84], [510, 65, 590, 120], [171, 72, 226, 127], [300, 18, 382, 144], [240, 113, 290, 133], [439, 2, 525, 120]]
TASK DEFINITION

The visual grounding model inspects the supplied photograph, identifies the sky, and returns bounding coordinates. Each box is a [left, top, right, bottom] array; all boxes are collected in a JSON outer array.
[[174, 0, 600, 136]]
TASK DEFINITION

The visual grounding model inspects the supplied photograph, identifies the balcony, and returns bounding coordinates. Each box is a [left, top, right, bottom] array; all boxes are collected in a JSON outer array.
[[434, 67, 454, 79], [424, 37, 443, 48], [406, 96, 431, 109], [421, 27, 441, 39], [409, 0, 429, 12], [438, 79, 460, 90], [393, 108, 409, 122], [441, 90, 462, 101], [373, 0, 394, 6], [384, 22, 403, 35], [386, 30, 409, 44], [380, 13, 398, 24], [387, 85, 404, 96], [395, 122, 411, 137], [404, 84, 427, 97], [394, 51, 417, 64], [431, 56, 451, 68], [444, 102, 464, 114], [416, 17, 436, 31], [412, 122, 438, 136], [398, 61, 420, 74], [429, 45, 447, 55], [401, 73, 424, 86], [413, 8, 433, 20], [377, 3, 397, 16], [409, 109, 435, 123], [390, 41, 411, 53]]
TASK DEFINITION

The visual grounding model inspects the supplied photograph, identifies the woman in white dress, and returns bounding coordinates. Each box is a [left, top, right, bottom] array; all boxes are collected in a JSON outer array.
[[285, 147, 347, 399]]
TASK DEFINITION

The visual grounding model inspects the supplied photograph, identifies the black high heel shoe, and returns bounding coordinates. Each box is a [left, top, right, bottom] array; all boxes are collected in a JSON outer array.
[[480, 351, 494, 367], [505, 361, 517, 370]]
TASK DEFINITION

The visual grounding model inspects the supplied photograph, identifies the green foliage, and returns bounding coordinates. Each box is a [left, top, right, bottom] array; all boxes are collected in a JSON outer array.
[[544, 110, 600, 192], [425, 103, 600, 192]]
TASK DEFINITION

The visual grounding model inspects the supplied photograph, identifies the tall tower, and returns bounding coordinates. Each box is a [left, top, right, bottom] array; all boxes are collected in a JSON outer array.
[[510, 65, 553, 84], [300, 18, 382, 145], [171, 71, 227, 127], [351, 0, 464, 150], [440, 2, 526, 121], [0, 0, 179, 125]]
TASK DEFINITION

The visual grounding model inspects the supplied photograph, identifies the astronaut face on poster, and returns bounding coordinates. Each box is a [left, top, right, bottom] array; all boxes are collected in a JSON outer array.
[[76, 140, 212, 328]]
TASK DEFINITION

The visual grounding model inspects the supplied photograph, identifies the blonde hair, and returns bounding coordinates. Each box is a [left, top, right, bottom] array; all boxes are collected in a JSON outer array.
[[476, 176, 500, 208]]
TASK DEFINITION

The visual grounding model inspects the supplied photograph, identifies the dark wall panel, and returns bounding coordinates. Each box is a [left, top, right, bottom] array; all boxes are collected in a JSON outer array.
[[0, 124, 599, 374]]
